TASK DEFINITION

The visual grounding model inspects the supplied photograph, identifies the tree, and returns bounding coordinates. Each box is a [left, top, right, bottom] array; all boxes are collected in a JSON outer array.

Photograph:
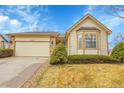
[[105, 6, 124, 19], [50, 43, 68, 64], [111, 42, 124, 62], [87, 5, 124, 19]]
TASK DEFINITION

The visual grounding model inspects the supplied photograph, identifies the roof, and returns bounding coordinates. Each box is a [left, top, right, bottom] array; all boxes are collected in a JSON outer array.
[[77, 27, 100, 31], [6, 32, 59, 37], [0, 34, 8, 42], [65, 14, 112, 38]]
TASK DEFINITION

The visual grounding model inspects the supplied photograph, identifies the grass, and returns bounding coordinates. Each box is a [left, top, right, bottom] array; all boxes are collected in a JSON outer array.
[[36, 64, 124, 88]]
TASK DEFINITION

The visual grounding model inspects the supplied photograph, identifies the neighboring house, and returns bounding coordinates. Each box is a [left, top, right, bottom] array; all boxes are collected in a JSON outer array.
[[7, 32, 59, 57], [0, 34, 9, 48], [65, 14, 112, 55]]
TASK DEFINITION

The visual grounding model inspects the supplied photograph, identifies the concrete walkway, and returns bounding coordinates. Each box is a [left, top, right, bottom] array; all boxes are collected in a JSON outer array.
[[0, 57, 48, 88]]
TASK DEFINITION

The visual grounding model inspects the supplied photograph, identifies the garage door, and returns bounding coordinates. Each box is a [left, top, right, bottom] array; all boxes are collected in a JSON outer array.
[[15, 42, 50, 56]]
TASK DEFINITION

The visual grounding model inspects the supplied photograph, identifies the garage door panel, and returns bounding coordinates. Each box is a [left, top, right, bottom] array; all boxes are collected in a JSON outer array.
[[15, 42, 50, 56]]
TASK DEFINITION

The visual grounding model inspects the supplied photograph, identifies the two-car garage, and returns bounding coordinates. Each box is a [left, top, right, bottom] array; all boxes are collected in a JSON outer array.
[[7, 32, 58, 57]]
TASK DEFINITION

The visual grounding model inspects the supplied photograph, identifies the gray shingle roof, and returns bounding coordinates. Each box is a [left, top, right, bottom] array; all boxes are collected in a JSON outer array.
[[7, 31, 59, 37]]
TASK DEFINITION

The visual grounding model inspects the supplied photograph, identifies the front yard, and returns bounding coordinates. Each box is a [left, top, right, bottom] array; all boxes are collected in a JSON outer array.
[[36, 64, 124, 88]]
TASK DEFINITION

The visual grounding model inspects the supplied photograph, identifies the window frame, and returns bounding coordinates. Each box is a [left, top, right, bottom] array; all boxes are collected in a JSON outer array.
[[85, 32, 97, 49], [77, 33, 83, 49], [77, 31, 98, 50]]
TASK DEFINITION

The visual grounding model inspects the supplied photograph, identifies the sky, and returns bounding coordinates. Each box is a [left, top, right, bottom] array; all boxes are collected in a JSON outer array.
[[0, 5, 124, 48]]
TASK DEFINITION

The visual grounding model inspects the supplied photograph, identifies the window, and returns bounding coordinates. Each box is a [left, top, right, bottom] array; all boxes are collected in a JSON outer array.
[[78, 33, 82, 49], [85, 33, 96, 48]]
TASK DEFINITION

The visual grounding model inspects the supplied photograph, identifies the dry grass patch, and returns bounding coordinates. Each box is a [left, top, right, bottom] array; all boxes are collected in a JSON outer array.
[[36, 64, 124, 88]]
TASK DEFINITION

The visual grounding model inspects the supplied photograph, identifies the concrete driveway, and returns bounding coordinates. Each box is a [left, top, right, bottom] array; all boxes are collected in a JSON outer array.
[[0, 57, 48, 88]]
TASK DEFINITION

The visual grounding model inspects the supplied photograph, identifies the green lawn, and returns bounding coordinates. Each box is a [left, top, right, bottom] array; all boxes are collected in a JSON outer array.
[[36, 64, 124, 88]]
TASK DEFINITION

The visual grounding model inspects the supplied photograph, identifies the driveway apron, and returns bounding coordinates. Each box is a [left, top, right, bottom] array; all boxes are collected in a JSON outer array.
[[0, 57, 48, 88]]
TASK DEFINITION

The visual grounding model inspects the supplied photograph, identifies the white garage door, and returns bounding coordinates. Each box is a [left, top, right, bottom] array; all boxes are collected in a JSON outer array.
[[15, 42, 50, 56]]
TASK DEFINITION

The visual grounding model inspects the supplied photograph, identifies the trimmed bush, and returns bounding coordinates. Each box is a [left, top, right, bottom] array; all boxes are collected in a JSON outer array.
[[68, 55, 119, 64], [0, 49, 13, 58], [50, 43, 68, 64], [111, 42, 124, 62]]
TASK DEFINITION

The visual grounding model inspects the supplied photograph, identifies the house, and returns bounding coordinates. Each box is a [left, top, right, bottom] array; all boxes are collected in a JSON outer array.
[[7, 32, 59, 57], [6, 14, 112, 57], [65, 14, 112, 55], [0, 34, 9, 48]]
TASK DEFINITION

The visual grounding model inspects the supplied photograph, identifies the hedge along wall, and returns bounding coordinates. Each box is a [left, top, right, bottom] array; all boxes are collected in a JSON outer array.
[[67, 55, 119, 64], [0, 49, 13, 58]]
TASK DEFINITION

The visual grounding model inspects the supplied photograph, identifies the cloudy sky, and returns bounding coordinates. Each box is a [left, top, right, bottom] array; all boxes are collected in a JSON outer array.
[[0, 5, 124, 47]]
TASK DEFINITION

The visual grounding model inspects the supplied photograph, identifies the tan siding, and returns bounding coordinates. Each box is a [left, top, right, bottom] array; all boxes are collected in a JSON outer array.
[[77, 50, 83, 54], [67, 17, 109, 55], [15, 36, 50, 41], [97, 31, 101, 55], [80, 18, 97, 27], [69, 18, 99, 32], [85, 50, 97, 54], [69, 31, 77, 55], [67, 36, 70, 55], [100, 29, 108, 55]]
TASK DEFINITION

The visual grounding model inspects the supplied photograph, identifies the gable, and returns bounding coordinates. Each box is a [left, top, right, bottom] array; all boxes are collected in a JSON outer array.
[[79, 17, 98, 27], [66, 14, 112, 38]]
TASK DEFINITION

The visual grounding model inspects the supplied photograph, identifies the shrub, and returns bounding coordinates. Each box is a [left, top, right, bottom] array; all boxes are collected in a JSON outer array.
[[111, 42, 124, 62], [50, 43, 68, 64], [0, 49, 13, 58], [68, 55, 119, 64]]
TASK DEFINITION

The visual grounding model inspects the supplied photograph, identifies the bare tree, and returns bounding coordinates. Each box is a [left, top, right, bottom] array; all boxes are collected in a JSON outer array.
[[87, 5, 124, 19], [110, 33, 124, 47], [106, 6, 124, 19], [103, 6, 124, 47]]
